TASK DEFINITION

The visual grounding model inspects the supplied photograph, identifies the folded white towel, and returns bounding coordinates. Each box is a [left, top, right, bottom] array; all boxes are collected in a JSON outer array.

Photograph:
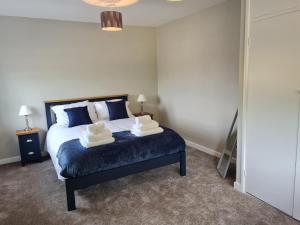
[[80, 137, 115, 148], [131, 127, 164, 137], [132, 121, 159, 131], [83, 129, 112, 143], [87, 122, 105, 134], [135, 115, 152, 125]]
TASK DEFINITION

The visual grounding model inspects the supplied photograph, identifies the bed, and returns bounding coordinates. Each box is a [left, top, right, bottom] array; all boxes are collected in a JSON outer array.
[[44, 94, 186, 211]]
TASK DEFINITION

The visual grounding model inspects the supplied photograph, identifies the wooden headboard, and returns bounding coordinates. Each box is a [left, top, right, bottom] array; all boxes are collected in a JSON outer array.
[[44, 94, 128, 129]]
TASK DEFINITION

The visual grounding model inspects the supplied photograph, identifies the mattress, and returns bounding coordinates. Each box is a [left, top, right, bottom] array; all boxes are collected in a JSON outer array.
[[46, 118, 185, 180], [57, 127, 185, 178]]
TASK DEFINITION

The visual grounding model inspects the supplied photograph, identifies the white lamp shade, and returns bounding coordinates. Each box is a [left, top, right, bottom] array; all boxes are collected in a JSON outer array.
[[137, 94, 146, 103], [19, 105, 33, 116]]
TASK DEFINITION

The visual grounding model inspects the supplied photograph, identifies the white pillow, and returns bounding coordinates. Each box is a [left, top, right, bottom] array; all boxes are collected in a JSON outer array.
[[94, 100, 133, 121], [51, 101, 98, 127]]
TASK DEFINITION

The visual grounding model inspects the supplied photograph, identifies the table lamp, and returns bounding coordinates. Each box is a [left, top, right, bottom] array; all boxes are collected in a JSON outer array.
[[19, 105, 33, 131], [137, 94, 146, 115]]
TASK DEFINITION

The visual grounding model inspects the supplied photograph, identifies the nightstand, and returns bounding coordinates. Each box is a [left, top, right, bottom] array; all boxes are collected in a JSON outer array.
[[16, 128, 42, 166], [133, 112, 154, 119]]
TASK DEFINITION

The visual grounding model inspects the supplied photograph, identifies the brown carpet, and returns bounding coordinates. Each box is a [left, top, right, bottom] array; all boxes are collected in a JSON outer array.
[[0, 147, 299, 225]]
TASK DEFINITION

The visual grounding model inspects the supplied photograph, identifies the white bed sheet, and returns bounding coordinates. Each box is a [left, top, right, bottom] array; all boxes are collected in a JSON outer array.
[[45, 118, 136, 180]]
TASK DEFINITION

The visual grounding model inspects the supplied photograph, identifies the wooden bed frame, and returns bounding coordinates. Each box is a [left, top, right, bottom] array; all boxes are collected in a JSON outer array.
[[44, 94, 186, 211]]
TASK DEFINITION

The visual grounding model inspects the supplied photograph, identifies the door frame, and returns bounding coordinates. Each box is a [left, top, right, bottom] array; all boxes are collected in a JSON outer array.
[[235, 0, 251, 194]]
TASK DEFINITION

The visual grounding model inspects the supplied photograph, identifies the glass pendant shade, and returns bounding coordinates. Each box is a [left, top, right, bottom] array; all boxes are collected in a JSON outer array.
[[83, 0, 139, 7], [101, 11, 123, 32]]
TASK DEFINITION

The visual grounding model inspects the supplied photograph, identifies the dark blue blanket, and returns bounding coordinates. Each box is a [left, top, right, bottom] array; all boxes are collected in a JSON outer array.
[[57, 127, 185, 178]]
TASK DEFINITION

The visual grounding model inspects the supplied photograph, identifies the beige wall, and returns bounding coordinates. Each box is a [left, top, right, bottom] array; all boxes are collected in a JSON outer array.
[[0, 0, 241, 161], [157, 0, 241, 152], [0, 16, 157, 160]]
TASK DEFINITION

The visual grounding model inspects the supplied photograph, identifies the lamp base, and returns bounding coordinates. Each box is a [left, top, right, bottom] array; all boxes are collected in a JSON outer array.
[[140, 102, 144, 115], [24, 116, 32, 132]]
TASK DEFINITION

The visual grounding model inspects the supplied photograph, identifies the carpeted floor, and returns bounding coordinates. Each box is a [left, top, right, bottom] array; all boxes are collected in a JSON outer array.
[[0, 147, 299, 225]]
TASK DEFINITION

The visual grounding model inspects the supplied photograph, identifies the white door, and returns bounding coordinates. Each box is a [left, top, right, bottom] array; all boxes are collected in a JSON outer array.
[[245, 7, 300, 216]]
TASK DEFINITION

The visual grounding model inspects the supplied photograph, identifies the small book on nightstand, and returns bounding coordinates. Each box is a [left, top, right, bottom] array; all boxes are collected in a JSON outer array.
[[16, 128, 42, 166]]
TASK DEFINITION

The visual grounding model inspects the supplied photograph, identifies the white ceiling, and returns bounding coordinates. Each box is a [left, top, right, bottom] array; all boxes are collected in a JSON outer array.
[[0, 0, 227, 27]]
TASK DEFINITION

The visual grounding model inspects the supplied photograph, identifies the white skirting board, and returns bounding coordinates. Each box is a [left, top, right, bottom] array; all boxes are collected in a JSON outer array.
[[0, 156, 21, 166], [185, 139, 222, 158], [233, 181, 243, 192], [185, 139, 236, 163]]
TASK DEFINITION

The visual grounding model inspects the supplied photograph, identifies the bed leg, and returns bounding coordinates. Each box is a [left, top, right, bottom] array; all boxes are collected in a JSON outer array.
[[180, 151, 186, 176], [66, 181, 76, 211]]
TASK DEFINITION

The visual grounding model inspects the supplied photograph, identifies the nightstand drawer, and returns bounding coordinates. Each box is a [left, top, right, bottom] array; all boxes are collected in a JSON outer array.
[[18, 134, 41, 161]]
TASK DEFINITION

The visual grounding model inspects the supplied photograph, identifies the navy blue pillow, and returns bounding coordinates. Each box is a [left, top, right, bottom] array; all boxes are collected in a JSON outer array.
[[106, 100, 129, 121], [64, 106, 92, 128]]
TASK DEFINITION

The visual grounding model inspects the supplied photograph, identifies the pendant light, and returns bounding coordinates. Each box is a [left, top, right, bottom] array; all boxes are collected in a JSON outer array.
[[83, 0, 139, 7], [101, 11, 123, 32]]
